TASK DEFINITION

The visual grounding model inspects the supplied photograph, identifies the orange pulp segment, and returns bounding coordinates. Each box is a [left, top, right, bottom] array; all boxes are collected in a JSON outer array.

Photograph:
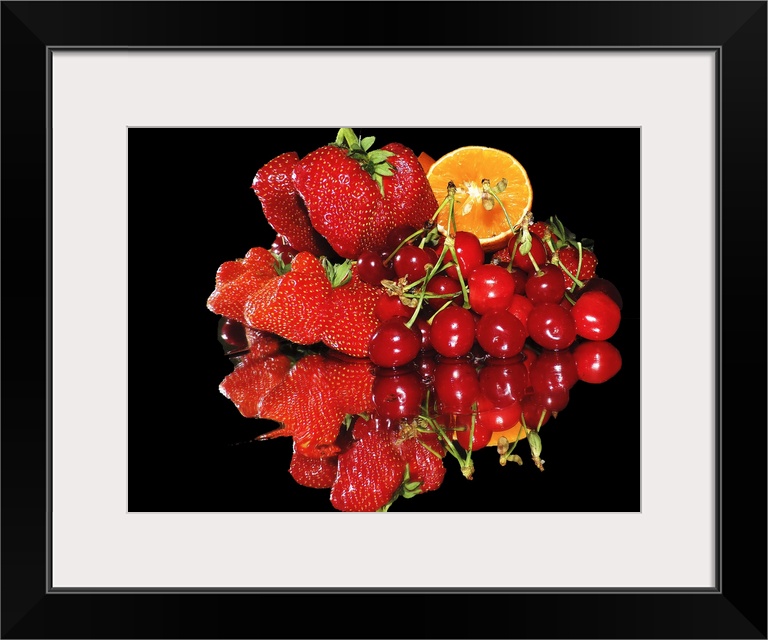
[[426, 146, 533, 252]]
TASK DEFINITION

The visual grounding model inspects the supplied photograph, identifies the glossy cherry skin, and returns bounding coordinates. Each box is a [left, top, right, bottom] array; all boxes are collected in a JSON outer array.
[[520, 395, 552, 429], [570, 291, 621, 340], [476, 394, 523, 433], [572, 277, 624, 310], [439, 231, 485, 280], [477, 356, 529, 408], [507, 294, 534, 336], [527, 302, 578, 351], [572, 340, 622, 383], [510, 233, 547, 273], [393, 244, 438, 283], [455, 417, 493, 451], [475, 309, 527, 359], [374, 292, 412, 321], [508, 267, 528, 295], [433, 359, 480, 415], [529, 349, 579, 391], [385, 224, 420, 253], [368, 318, 421, 368], [426, 274, 462, 309], [430, 305, 476, 358], [525, 263, 566, 305], [356, 249, 395, 287], [372, 367, 426, 420], [467, 264, 516, 315]]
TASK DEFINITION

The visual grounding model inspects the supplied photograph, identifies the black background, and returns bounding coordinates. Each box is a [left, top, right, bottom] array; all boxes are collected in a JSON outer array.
[[3, 1, 766, 639], [127, 127, 641, 513]]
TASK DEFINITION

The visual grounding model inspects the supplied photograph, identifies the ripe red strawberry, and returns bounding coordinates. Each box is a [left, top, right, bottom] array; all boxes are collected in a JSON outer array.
[[321, 269, 382, 358], [330, 417, 407, 512], [395, 430, 446, 494], [251, 151, 334, 257], [219, 351, 292, 418], [292, 129, 438, 260], [243, 251, 332, 345], [206, 247, 279, 324], [529, 220, 551, 241], [556, 245, 598, 288], [257, 354, 375, 459], [288, 445, 339, 489]]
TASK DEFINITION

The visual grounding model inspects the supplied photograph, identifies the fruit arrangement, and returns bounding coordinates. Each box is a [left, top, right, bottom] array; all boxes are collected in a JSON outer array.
[[207, 128, 624, 512]]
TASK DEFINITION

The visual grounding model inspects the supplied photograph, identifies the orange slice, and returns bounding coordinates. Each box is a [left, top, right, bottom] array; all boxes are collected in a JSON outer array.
[[426, 146, 533, 252], [486, 422, 526, 448]]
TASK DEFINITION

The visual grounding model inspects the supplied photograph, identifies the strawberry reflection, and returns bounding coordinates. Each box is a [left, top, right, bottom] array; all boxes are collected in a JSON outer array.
[[217, 319, 621, 512]]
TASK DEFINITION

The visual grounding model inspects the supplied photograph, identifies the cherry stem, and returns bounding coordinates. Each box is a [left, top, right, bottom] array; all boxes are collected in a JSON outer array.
[[384, 228, 426, 265]]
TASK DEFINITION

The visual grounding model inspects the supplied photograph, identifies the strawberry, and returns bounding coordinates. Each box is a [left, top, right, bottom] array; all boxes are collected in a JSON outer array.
[[219, 351, 292, 418], [288, 445, 339, 489], [556, 245, 598, 288], [292, 129, 438, 260], [395, 429, 446, 494], [257, 354, 375, 459], [251, 151, 334, 257], [330, 417, 407, 512], [321, 268, 382, 358], [243, 251, 332, 345], [206, 247, 279, 324]]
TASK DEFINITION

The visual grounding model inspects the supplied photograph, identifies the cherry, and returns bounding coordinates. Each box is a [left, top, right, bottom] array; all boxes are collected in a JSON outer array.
[[509, 267, 528, 295], [572, 340, 622, 383], [570, 291, 621, 340], [467, 264, 516, 315], [357, 249, 395, 287], [572, 276, 624, 310], [477, 356, 529, 408], [270, 235, 298, 263], [368, 318, 421, 368], [527, 302, 577, 351], [372, 367, 426, 420], [385, 224, 420, 254], [374, 291, 412, 321], [429, 305, 476, 358], [433, 359, 480, 415], [426, 274, 462, 309], [524, 263, 566, 305], [474, 309, 527, 359], [455, 417, 493, 451], [412, 316, 432, 351], [476, 394, 523, 433], [393, 244, 438, 283], [507, 293, 534, 335], [520, 395, 551, 429], [439, 231, 484, 280], [528, 349, 579, 391], [531, 383, 570, 413], [219, 317, 247, 348], [510, 233, 547, 273]]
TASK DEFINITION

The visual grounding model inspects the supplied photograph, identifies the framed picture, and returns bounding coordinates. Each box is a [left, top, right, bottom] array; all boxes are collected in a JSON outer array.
[[3, 2, 765, 638]]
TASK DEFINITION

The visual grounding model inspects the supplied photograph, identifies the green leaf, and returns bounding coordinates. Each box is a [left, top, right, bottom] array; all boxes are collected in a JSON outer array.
[[367, 149, 395, 164], [360, 136, 376, 151], [374, 164, 395, 177]]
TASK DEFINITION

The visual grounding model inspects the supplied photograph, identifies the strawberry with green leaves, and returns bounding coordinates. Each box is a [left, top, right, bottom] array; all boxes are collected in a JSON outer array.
[[243, 251, 332, 345], [321, 266, 382, 358], [206, 247, 280, 325], [292, 128, 438, 260], [330, 416, 447, 512], [251, 151, 334, 257], [330, 417, 408, 512]]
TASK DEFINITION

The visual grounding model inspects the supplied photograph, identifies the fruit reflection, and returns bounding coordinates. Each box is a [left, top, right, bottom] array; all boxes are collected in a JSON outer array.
[[217, 319, 621, 512]]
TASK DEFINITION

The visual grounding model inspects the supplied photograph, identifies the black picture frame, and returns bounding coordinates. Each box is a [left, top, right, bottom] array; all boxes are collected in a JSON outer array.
[[2, 2, 765, 638]]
